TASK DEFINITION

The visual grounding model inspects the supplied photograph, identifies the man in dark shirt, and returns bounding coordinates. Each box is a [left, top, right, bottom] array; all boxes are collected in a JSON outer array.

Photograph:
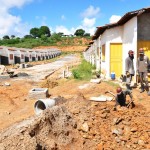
[[115, 87, 133, 108]]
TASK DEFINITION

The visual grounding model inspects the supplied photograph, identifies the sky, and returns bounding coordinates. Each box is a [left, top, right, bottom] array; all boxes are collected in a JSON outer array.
[[0, 0, 150, 38]]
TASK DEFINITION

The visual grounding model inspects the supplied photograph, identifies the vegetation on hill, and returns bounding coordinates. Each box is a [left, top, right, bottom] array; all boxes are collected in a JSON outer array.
[[0, 26, 91, 49]]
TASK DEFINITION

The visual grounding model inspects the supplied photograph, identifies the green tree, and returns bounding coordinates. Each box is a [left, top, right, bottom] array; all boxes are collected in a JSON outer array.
[[30, 27, 40, 38], [84, 33, 90, 37], [57, 32, 64, 37], [39, 26, 51, 37], [24, 35, 33, 39], [3, 35, 10, 39], [11, 35, 15, 39], [74, 29, 85, 36]]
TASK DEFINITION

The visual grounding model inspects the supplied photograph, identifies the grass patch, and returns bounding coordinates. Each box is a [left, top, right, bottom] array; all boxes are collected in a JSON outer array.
[[72, 59, 95, 80]]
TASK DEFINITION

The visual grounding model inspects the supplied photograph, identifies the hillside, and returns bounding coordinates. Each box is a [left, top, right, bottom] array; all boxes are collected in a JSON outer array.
[[0, 36, 91, 51]]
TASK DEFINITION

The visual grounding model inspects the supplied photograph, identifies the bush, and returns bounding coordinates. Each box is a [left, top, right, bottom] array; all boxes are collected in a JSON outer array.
[[72, 59, 95, 80]]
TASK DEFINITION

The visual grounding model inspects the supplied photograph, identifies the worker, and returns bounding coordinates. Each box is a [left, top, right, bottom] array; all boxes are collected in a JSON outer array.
[[114, 87, 133, 109], [125, 50, 135, 90], [136, 48, 150, 95]]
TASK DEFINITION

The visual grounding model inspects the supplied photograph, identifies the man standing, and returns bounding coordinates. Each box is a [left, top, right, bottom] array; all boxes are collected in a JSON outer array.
[[125, 50, 135, 90], [137, 48, 150, 95]]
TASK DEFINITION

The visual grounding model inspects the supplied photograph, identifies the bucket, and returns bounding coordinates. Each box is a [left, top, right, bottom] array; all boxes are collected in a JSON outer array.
[[34, 99, 55, 115], [111, 72, 115, 80]]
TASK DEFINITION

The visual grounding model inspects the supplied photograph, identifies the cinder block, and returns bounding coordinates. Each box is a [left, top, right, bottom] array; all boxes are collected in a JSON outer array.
[[0, 75, 10, 79], [28, 88, 48, 99]]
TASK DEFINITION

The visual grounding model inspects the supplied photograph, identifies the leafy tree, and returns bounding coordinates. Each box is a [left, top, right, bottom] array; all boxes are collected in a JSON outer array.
[[30, 27, 40, 38], [3, 35, 10, 39], [24, 35, 33, 39], [74, 29, 85, 36], [41, 34, 48, 42], [11, 35, 15, 39], [84, 33, 90, 37], [57, 32, 64, 37], [39, 26, 51, 37]]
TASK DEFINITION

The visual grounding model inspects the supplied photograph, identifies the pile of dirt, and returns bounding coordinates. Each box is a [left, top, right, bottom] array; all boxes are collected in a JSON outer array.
[[0, 95, 150, 150], [0, 106, 83, 150], [64, 98, 150, 150]]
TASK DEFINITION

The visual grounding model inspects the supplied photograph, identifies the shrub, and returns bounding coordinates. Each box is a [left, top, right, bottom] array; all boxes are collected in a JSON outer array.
[[72, 59, 94, 80]]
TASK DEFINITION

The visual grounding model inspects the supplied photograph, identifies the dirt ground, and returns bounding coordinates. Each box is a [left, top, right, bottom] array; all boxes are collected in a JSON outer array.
[[0, 57, 150, 149]]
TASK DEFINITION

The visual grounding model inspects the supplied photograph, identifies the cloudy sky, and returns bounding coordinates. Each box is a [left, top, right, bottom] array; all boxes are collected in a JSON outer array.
[[0, 0, 149, 38]]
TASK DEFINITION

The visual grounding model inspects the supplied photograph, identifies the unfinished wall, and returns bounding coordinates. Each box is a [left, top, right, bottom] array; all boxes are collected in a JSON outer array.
[[138, 12, 150, 40]]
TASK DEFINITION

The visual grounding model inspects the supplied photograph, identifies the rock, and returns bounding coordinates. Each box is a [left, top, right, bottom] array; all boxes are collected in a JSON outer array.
[[124, 126, 131, 135], [138, 139, 145, 146], [113, 117, 122, 125], [100, 113, 107, 119], [111, 127, 123, 135], [131, 127, 138, 132], [81, 122, 89, 132], [97, 143, 104, 150], [115, 137, 121, 143], [122, 121, 131, 126]]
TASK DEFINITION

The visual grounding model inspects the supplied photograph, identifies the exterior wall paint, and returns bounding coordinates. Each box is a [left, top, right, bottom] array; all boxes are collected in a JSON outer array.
[[138, 12, 150, 40], [100, 26, 123, 78], [122, 17, 137, 75]]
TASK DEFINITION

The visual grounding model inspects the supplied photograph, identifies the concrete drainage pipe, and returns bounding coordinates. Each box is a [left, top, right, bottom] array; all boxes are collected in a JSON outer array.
[[34, 99, 55, 115]]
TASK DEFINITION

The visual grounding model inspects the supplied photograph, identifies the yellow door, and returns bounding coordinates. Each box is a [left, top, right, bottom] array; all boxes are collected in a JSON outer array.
[[137, 40, 150, 58], [138, 40, 150, 81], [110, 43, 122, 77]]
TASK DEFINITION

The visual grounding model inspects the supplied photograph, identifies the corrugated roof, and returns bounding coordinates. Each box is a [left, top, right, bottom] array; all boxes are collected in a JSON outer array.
[[92, 7, 150, 40]]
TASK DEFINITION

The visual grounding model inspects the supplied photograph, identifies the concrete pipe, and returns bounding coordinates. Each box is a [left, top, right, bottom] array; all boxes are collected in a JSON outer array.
[[34, 99, 55, 115]]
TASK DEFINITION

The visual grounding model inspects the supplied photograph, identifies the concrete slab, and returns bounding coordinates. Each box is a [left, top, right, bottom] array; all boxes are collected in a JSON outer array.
[[90, 95, 113, 102], [0, 75, 10, 79], [28, 88, 48, 100], [90, 79, 101, 84]]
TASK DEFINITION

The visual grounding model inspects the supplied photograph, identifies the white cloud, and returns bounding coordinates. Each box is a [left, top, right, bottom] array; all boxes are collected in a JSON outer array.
[[0, 0, 33, 9], [61, 15, 66, 21], [81, 5, 100, 18], [82, 17, 96, 28], [55, 25, 76, 35], [109, 15, 121, 23], [0, 0, 34, 38]]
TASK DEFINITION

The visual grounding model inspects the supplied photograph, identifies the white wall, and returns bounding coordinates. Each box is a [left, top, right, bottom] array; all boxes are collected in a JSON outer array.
[[122, 17, 137, 75], [100, 26, 123, 78]]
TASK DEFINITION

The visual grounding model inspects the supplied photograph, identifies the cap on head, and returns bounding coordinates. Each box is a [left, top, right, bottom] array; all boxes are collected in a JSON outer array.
[[116, 87, 122, 95], [139, 48, 144, 54], [128, 50, 134, 55]]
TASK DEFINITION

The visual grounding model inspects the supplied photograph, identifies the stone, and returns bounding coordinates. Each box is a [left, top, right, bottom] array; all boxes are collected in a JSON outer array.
[[131, 127, 138, 132], [113, 117, 122, 125], [138, 139, 145, 146], [81, 122, 89, 132]]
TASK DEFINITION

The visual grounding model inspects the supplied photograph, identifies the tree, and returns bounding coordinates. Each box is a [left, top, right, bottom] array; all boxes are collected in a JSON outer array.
[[74, 29, 85, 36], [3, 35, 10, 39], [11, 35, 15, 39], [24, 35, 33, 39], [39, 26, 51, 37], [84, 33, 90, 37], [30, 27, 40, 38], [57, 32, 64, 37]]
